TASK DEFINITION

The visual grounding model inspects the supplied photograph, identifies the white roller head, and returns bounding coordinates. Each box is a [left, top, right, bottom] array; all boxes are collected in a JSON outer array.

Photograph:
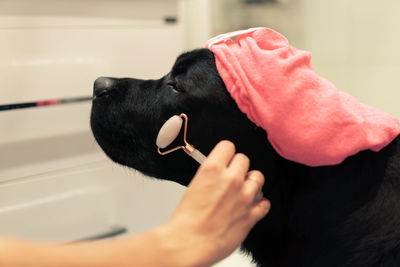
[[156, 115, 183, 149]]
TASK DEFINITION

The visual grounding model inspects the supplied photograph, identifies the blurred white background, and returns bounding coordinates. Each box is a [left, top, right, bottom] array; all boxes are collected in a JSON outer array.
[[212, 0, 400, 119], [0, 0, 399, 266]]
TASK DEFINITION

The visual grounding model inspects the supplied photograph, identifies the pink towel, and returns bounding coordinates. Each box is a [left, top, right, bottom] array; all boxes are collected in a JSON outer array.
[[206, 27, 400, 166]]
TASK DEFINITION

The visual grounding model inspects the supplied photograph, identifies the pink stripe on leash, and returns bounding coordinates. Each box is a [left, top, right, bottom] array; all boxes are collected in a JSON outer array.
[[37, 99, 61, 106]]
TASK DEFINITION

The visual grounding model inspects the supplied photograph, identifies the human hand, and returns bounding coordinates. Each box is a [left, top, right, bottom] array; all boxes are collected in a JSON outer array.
[[163, 140, 271, 267], [0, 141, 270, 267]]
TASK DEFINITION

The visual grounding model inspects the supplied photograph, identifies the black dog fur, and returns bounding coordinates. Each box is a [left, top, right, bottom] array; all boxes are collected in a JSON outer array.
[[91, 49, 400, 267]]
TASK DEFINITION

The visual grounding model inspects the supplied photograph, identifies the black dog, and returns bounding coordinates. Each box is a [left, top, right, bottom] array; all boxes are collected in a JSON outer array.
[[90, 48, 400, 267]]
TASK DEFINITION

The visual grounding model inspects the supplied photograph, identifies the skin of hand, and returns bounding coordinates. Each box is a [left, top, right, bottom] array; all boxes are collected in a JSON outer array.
[[161, 140, 271, 266], [0, 140, 270, 267]]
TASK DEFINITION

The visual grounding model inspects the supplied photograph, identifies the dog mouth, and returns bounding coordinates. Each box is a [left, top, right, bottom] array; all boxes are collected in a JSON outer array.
[[93, 89, 109, 99]]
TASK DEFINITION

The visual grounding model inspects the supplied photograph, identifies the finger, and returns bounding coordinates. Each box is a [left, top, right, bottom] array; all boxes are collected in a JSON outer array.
[[242, 171, 265, 202], [254, 191, 264, 203], [226, 153, 250, 180], [204, 140, 236, 168], [246, 170, 265, 188], [248, 198, 271, 225]]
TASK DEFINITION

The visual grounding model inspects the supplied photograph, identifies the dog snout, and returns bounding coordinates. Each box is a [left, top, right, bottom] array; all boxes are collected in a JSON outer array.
[[93, 77, 116, 98]]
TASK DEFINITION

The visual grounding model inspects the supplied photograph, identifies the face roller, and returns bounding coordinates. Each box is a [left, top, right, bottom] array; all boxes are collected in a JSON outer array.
[[156, 113, 206, 164]]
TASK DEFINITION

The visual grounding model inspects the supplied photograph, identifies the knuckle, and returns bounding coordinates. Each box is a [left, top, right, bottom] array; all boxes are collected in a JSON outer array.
[[202, 160, 222, 173], [248, 170, 265, 186], [218, 140, 235, 151], [248, 169, 263, 177], [235, 153, 250, 164]]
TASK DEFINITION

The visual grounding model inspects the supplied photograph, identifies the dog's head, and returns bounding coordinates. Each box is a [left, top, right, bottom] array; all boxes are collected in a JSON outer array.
[[91, 49, 274, 185]]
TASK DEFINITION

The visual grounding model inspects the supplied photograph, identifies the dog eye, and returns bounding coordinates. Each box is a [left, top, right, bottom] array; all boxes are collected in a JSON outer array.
[[167, 82, 184, 93]]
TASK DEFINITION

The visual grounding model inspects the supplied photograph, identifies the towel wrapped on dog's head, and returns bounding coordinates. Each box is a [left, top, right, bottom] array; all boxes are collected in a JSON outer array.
[[206, 27, 400, 166]]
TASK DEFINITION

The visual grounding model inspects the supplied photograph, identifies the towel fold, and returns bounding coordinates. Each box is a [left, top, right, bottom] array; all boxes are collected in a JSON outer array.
[[206, 27, 400, 166]]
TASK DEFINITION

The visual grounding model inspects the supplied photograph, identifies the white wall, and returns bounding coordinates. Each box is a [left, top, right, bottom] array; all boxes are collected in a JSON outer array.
[[0, 0, 185, 242], [299, 0, 400, 119], [211, 0, 400, 119]]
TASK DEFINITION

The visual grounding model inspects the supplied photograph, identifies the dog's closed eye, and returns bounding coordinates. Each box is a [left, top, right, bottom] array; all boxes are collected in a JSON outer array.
[[167, 81, 185, 93]]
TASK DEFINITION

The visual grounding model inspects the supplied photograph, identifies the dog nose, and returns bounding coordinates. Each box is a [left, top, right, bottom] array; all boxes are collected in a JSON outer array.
[[93, 77, 115, 98]]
